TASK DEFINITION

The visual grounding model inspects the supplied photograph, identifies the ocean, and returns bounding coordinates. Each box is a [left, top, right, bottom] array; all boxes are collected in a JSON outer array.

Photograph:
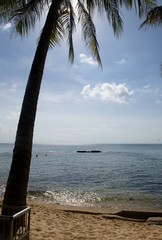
[[0, 143, 162, 211]]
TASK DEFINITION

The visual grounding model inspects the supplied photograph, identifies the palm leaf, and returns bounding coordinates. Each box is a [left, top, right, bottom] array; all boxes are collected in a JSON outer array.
[[133, 0, 156, 17], [85, 0, 95, 15], [10, 0, 50, 36], [103, 0, 123, 37], [77, 0, 102, 67], [48, 18, 65, 48], [62, 0, 76, 63], [0, 0, 21, 24], [140, 5, 162, 78], [38, 1, 64, 48], [38, 0, 75, 63], [85, 0, 123, 37], [140, 6, 162, 28], [118, 0, 156, 17]]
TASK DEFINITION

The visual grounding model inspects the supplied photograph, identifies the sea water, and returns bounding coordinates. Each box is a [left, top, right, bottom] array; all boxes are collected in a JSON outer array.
[[0, 143, 162, 211]]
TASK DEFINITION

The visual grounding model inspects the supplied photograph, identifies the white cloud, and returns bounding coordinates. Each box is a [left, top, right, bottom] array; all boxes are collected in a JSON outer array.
[[143, 84, 151, 89], [137, 84, 159, 95], [141, 84, 151, 93], [115, 58, 127, 65], [156, 99, 162, 104], [0, 82, 6, 87], [7, 112, 19, 119], [41, 91, 75, 103], [3, 23, 12, 30], [79, 53, 98, 66], [10, 84, 18, 92], [81, 82, 134, 104]]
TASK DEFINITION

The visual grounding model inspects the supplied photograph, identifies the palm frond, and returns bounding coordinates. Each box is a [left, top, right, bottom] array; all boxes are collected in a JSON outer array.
[[85, 0, 95, 15], [140, 6, 162, 28], [47, 0, 76, 64], [85, 0, 123, 37], [48, 18, 65, 48], [77, 0, 102, 67], [134, 0, 157, 18], [118, 0, 133, 9], [111, 0, 157, 18], [10, 0, 50, 37], [123, 0, 157, 18], [103, 0, 123, 37], [39, 2, 64, 48], [62, 0, 76, 63], [0, 0, 21, 24]]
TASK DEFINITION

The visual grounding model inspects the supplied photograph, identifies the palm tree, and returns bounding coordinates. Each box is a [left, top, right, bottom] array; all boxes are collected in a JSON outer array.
[[0, 0, 156, 208], [140, 5, 162, 27], [140, 5, 162, 75]]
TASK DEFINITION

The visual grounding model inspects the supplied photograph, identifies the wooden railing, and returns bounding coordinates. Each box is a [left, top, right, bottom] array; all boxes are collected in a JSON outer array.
[[0, 205, 30, 240]]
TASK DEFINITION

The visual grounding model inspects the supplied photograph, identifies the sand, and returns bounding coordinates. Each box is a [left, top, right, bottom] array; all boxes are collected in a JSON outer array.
[[29, 201, 162, 240]]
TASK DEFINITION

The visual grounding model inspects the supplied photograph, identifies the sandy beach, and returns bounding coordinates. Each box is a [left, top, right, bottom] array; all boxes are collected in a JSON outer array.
[[29, 201, 162, 240]]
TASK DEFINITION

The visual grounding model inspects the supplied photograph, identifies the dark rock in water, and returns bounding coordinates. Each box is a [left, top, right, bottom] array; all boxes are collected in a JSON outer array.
[[77, 150, 101, 153], [91, 150, 101, 153], [77, 151, 89, 153]]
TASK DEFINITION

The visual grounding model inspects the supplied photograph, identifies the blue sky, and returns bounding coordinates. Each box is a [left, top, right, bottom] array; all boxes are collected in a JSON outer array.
[[0, 3, 162, 145]]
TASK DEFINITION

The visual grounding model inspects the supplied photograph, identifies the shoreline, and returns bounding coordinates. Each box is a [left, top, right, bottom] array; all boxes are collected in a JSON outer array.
[[1, 197, 162, 218], [28, 200, 162, 220]]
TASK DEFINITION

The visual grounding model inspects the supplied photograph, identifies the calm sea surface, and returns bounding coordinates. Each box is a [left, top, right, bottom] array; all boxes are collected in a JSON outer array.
[[0, 143, 162, 211]]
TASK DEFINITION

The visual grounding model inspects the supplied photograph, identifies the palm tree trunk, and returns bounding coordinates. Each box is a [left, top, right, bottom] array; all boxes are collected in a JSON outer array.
[[2, 0, 61, 208]]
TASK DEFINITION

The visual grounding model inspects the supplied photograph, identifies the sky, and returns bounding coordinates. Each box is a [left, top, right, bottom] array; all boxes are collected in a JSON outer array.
[[0, 2, 162, 145]]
